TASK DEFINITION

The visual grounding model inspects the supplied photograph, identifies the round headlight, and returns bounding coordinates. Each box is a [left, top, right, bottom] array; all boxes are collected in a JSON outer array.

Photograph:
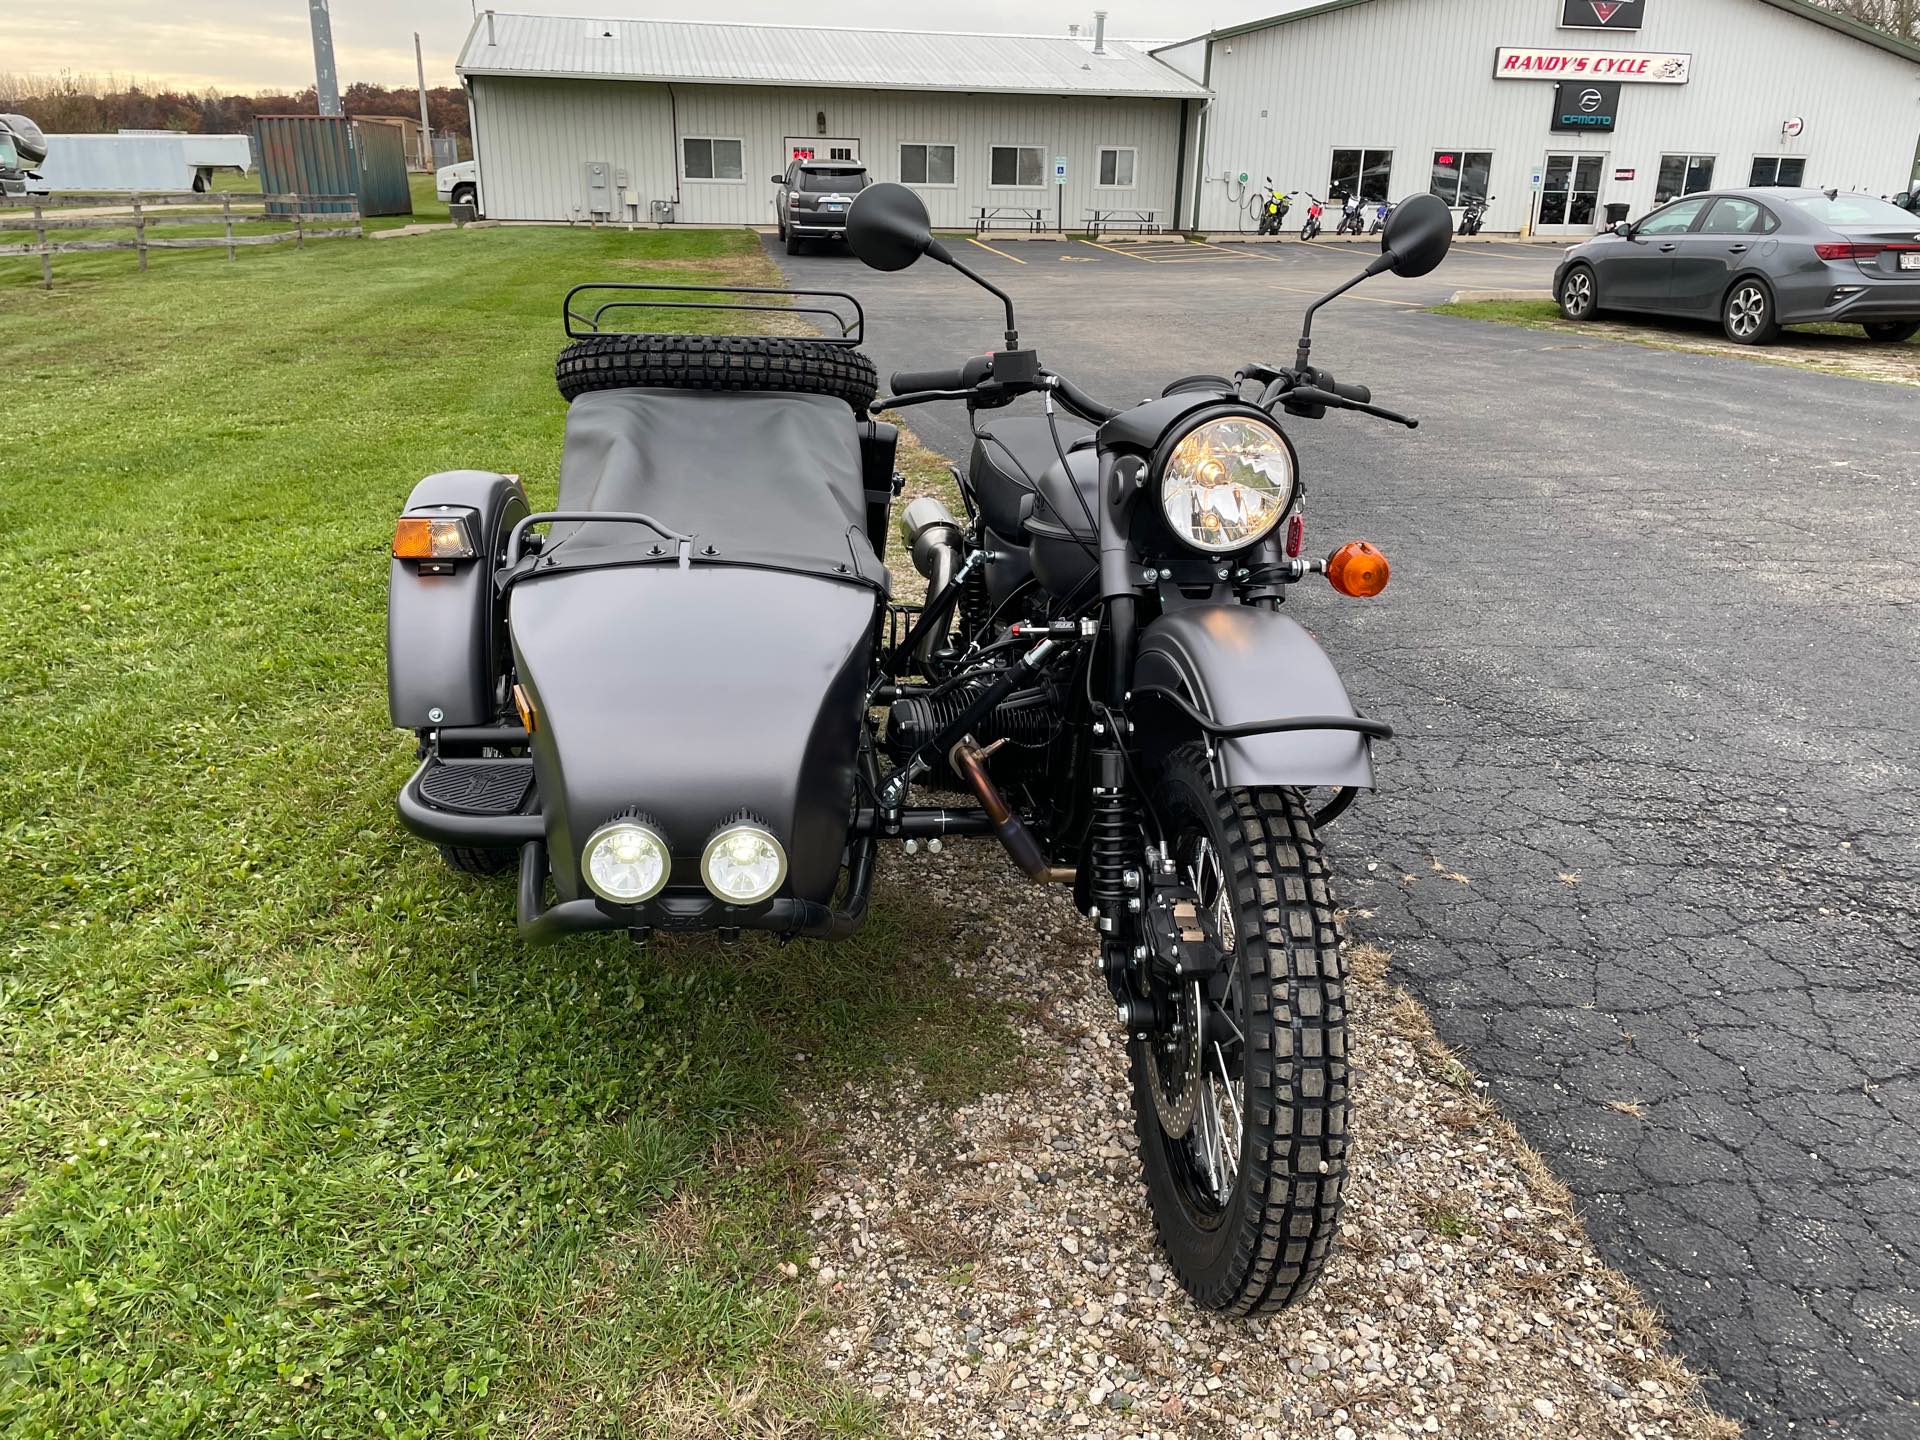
[[582, 820, 670, 903], [1158, 416, 1295, 554], [701, 823, 787, 905]]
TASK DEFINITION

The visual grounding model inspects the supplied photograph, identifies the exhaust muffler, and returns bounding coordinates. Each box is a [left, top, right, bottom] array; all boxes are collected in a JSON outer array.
[[896, 497, 964, 666]]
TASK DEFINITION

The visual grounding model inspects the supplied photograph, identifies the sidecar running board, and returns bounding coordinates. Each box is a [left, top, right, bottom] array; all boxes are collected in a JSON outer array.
[[397, 755, 543, 846]]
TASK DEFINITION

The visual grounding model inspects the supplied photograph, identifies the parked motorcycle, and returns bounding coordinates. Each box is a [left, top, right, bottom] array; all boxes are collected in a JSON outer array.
[[1255, 179, 1292, 237], [1458, 194, 1494, 236], [385, 179, 1454, 1311], [1369, 200, 1396, 236], [1335, 192, 1367, 237], [1296, 192, 1326, 241]]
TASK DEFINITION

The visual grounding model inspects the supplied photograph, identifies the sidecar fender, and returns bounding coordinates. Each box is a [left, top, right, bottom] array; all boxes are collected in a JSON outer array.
[[387, 470, 529, 730], [1133, 605, 1378, 791]]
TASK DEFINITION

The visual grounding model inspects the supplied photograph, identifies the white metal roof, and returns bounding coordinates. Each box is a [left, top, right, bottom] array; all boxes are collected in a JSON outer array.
[[458, 12, 1209, 99]]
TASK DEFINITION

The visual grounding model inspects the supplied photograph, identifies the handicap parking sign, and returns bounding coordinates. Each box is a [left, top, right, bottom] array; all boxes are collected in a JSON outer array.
[[1054, 155, 1068, 182]]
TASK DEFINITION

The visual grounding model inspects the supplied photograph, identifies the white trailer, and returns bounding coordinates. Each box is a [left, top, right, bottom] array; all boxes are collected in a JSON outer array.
[[32, 132, 253, 193]]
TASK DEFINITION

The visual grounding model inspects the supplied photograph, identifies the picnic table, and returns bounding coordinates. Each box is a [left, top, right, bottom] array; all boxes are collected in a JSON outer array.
[[1084, 208, 1162, 237], [974, 206, 1045, 235]]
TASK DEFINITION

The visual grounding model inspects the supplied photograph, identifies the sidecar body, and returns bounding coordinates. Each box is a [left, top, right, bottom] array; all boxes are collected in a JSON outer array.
[[388, 285, 898, 941]]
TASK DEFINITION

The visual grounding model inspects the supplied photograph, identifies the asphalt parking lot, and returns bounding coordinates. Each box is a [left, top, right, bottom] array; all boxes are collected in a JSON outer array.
[[772, 232, 1920, 1438]]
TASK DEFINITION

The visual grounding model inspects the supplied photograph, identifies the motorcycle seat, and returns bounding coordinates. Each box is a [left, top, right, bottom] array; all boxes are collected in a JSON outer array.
[[969, 415, 1094, 539]]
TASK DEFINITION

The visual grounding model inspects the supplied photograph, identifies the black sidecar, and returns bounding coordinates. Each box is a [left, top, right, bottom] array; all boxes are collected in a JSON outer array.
[[390, 286, 900, 941]]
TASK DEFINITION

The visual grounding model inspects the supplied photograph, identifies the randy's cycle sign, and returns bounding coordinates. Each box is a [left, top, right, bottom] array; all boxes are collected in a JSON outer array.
[[1495, 47, 1691, 83]]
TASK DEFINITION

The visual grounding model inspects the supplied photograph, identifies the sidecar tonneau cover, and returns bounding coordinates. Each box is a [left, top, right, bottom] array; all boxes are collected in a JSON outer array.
[[546, 389, 886, 588]]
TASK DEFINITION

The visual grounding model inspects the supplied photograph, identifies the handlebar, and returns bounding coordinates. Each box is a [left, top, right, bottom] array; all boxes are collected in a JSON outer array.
[[890, 355, 994, 395]]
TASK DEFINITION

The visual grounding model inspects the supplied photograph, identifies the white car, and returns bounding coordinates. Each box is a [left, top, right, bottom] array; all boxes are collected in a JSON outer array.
[[436, 160, 479, 212]]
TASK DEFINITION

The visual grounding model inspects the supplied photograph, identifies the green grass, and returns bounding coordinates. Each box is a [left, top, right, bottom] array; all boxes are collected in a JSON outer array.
[[0, 225, 1011, 1436]]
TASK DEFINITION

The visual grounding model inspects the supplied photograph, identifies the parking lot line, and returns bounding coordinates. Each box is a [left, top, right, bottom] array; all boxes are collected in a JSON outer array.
[[966, 236, 1026, 264], [1183, 240, 1265, 261], [1077, 237, 1157, 263]]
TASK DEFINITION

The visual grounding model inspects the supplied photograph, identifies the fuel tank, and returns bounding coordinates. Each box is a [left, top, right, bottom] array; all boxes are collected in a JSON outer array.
[[509, 564, 878, 905]]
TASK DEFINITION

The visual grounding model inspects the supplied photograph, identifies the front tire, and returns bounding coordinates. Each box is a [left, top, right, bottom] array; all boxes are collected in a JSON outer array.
[[438, 845, 517, 877], [1559, 263, 1599, 321], [1723, 278, 1780, 345], [1129, 744, 1348, 1314], [451, 183, 477, 211], [1863, 321, 1919, 343]]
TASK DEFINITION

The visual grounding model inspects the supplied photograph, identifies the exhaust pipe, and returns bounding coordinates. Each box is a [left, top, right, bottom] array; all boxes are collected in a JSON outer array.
[[897, 496, 964, 667], [951, 736, 1076, 886]]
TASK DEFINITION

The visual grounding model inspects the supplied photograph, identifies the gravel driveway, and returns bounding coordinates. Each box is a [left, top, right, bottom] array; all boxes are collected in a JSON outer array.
[[773, 233, 1919, 1437], [801, 841, 1732, 1439]]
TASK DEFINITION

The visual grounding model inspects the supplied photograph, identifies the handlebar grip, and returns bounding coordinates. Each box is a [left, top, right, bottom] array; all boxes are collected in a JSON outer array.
[[890, 355, 993, 395], [1328, 379, 1372, 405]]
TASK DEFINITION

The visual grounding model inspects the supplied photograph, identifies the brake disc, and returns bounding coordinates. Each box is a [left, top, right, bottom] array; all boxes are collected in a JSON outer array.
[[1146, 981, 1201, 1138]]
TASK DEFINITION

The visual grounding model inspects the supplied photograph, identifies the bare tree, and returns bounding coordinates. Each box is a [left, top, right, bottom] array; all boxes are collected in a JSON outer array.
[[1807, 0, 1920, 41]]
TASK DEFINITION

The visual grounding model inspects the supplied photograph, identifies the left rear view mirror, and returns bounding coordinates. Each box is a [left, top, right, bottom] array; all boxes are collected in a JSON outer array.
[[847, 182, 935, 273]]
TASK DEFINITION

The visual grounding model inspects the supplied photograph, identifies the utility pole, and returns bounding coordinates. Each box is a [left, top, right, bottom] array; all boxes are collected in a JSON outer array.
[[309, 0, 342, 116], [414, 32, 432, 168]]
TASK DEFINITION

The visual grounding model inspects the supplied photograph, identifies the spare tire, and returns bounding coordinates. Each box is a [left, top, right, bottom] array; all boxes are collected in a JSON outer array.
[[555, 333, 878, 413]]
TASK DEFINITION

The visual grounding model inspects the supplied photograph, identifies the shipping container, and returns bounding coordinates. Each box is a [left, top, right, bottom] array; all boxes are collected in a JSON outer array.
[[253, 115, 414, 217]]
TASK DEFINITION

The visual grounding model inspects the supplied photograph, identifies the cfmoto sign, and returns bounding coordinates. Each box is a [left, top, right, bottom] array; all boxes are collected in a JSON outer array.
[[1552, 80, 1621, 132]]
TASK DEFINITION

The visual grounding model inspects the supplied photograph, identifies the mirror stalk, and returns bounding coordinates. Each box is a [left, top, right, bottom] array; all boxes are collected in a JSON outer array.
[[930, 240, 1019, 350], [1294, 254, 1394, 372]]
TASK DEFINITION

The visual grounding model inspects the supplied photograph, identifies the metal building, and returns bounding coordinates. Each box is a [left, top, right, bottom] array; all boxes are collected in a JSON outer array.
[[1159, 0, 1920, 237], [456, 12, 1206, 227]]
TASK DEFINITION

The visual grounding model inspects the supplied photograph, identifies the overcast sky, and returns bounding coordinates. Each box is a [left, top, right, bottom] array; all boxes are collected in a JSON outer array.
[[12, 2, 1297, 93]]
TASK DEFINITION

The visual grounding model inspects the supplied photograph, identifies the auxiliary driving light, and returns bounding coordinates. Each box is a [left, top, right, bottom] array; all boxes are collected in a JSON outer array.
[[1327, 541, 1391, 598], [582, 820, 671, 903], [393, 513, 477, 560], [700, 823, 787, 905]]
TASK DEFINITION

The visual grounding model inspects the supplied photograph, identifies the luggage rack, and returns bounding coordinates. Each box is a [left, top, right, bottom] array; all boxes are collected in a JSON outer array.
[[563, 282, 865, 345]]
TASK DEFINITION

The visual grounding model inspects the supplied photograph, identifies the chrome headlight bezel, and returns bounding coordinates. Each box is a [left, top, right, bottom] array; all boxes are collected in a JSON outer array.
[[1152, 409, 1299, 556], [581, 818, 672, 904], [700, 822, 788, 905]]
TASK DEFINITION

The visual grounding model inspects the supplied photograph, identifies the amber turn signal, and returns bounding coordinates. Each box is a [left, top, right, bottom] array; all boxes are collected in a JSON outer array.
[[1327, 541, 1390, 598], [513, 683, 537, 735], [393, 514, 477, 560]]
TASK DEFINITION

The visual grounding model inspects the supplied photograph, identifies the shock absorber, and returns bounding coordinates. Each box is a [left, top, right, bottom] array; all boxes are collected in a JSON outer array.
[[1088, 745, 1135, 940]]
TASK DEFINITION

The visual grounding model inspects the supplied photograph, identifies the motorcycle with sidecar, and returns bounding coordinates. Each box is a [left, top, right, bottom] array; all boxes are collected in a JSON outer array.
[[386, 186, 1455, 1311]]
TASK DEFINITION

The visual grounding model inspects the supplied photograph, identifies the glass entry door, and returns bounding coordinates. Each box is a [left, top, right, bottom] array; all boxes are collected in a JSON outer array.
[[1539, 153, 1604, 232]]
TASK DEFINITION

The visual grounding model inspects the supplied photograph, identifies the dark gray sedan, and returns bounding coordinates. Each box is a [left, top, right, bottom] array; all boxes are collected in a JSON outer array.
[[1553, 188, 1920, 345]]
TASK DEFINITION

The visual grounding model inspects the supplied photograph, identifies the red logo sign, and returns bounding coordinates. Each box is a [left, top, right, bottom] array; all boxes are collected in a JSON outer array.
[[1590, 2, 1625, 21]]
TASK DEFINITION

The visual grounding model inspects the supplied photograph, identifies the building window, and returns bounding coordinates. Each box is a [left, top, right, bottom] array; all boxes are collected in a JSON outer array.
[[1749, 156, 1806, 187], [683, 137, 744, 182], [990, 145, 1045, 188], [1655, 154, 1715, 204], [1330, 149, 1393, 204], [900, 143, 956, 186], [1430, 150, 1493, 206], [1097, 147, 1136, 188]]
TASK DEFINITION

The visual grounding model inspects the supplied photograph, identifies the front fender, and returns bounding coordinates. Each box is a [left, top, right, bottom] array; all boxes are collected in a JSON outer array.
[[1133, 605, 1377, 790]]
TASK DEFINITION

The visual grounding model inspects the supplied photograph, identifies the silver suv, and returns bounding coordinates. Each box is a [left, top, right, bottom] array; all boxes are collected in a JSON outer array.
[[773, 161, 868, 255]]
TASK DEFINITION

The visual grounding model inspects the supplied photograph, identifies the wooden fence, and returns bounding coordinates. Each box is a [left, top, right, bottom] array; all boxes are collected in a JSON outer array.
[[0, 191, 364, 289]]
